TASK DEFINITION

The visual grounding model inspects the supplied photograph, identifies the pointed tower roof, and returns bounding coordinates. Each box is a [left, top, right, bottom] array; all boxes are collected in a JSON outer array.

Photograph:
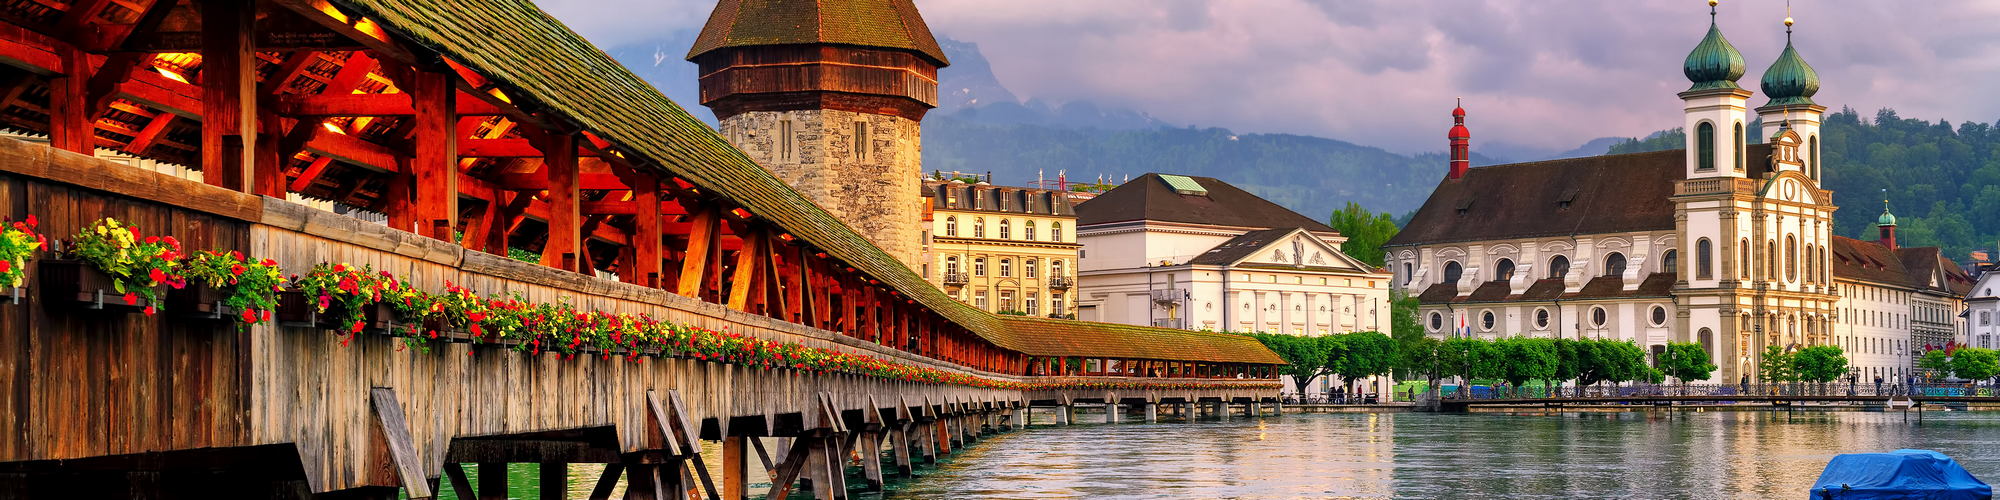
[[1760, 17, 1820, 106], [687, 0, 950, 66], [1683, 2, 1746, 92]]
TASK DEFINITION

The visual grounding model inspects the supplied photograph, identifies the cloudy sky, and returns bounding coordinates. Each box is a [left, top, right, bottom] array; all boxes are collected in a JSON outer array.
[[537, 0, 2000, 154]]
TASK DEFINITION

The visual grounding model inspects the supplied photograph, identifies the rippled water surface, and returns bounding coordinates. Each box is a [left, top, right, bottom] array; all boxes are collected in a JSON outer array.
[[871, 410, 2000, 499]]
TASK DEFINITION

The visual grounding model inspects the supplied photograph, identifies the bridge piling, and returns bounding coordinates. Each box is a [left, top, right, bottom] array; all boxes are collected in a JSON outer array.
[[1145, 403, 1159, 423]]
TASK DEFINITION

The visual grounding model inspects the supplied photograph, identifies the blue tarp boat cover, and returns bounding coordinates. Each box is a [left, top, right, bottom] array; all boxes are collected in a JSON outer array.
[[1810, 449, 1992, 499]]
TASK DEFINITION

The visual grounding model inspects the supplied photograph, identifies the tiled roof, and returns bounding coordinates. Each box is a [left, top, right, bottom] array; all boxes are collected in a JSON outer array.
[[686, 0, 949, 65], [1831, 236, 1974, 295], [1418, 273, 1676, 304], [1076, 173, 1335, 232], [1187, 228, 1297, 266], [1387, 146, 1774, 248], [994, 316, 1286, 365], [925, 181, 1075, 216], [324, 0, 1280, 365]]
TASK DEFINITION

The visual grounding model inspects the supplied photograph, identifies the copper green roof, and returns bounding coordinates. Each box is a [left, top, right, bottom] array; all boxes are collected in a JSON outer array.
[[994, 316, 1286, 365], [686, 0, 949, 65], [320, 0, 1277, 366], [1683, 22, 1746, 91], [1759, 39, 1819, 106], [1879, 208, 1898, 227]]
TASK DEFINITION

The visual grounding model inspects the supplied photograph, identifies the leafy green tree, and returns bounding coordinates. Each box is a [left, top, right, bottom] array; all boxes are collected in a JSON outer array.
[[1439, 337, 1499, 396], [1327, 202, 1400, 267], [1758, 345, 1797, 384], [1333, 331, 1396, 397], [1498, 337, 1558, 396], [1603, 341, 1650, 387], [1253, 333, 1333, 395], [1952, 348, 2000, 388], [1398, 337, 1446, 399], [1918, 349, 1955, 380], [1550, 338, 1582, 396], [1658, 342, 1718, 394], [1792, 345, 1850, 394], [1388, 291, 1424, 378]]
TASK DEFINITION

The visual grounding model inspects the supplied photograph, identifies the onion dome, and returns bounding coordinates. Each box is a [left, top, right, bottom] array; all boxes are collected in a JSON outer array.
[[1878, 207, 1897, 227], [1449, 100, 1469, 139], [1683, 21, 1746, 91], [1760, 34, 1819, 106]]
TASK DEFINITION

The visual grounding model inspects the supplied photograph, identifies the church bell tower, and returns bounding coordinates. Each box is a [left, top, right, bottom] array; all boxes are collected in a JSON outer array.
[[688, 0, 950, 270]]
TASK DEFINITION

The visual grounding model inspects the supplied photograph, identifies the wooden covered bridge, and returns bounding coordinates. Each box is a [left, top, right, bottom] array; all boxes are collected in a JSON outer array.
[[0, 0, 1284, 498]]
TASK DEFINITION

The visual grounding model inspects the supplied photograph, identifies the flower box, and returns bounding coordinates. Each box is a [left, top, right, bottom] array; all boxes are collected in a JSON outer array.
[[273, 290, 394, 332], [164, 282, 236, 322], [37, 259, 151, 312], [2, 286, 24, 305]]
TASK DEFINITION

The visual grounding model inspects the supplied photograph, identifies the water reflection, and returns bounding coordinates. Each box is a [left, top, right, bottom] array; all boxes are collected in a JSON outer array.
[[882, 410, 2000, 499]]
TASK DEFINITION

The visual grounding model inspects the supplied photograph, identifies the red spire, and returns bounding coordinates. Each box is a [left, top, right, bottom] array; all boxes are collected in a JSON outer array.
[[1447, 98, 1470, 180]]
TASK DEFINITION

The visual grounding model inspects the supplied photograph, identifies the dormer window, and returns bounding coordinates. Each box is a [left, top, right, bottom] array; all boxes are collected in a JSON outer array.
[[1456, 199, 1472, 216], [1557, 188, 1579, 210]]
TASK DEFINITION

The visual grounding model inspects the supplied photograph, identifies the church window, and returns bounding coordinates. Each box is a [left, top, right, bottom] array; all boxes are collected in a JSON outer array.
[[1809, 135, 1820, 179], [1402, 263, 1413, 285], [1733, 121, 1745, 171], [1025, 220, 1037, 240], [1603, 252, 1627, 278], [1443, 261, 1464, 285], [778, 119, 795, 161], [974, 218, 985, 238], [999, 219, 1012, 239], [1548, 255, 1570, 279], [1765, 240, 1776, 280], [944, 216, 957, 237], [1696, 238, 1714, 280], [1698, 328, 1713, 352], [1494, 259, 1516, 281], [1481, 311, 1496, 331], [1785, 236, 1798, 282], [1982, 311, 1991, 326], [1696, 122, 1716, 171], [1535, 308, 1550, 329], [999, 258, 1013, 277], [1026, 259, 1038, 278], [1591, 307, 1608, 327], [853, 121, 871, 161], [1740, 238, 1751, 279], [973, 258, 987, 276], [1661, 250, 1678, 275], [1651, 306, 1668, 327]]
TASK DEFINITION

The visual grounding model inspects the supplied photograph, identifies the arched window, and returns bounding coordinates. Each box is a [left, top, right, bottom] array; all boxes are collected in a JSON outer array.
[[1024, 220, 1037, 241], [999, 258, 1013, 277], [1698, 328, 1714, 351], [973, 218, 986, 238], [1696, 238, 1713, 279], [1443, 261, 1464, 285], [1494, 258, 1516, 281], [1548, 255, 1571, 279], [1733, 121, 1745, 171], [1803, 244, 1815, 283], [1050, 222, 1063, 242], [1766, 240, 1776, 280], [1785, 236, 1797, 282], [1402, 262, 1414, 285], [1661, 249, 1678, 275], [973, 257, 987, 276], [999, 219, 1012, 239], [1603, 252, 1627, 278], [945, 256, 960, 275], [1809, 135, 1820, 179], [1696, 122, 1716, 171], [1025, 258, 1038, 278], [1052, 259, 1066, 277], [1740, 238, 1751, 279]]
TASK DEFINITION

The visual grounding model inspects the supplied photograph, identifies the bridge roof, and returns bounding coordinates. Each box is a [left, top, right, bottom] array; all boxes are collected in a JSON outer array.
[[330, 0, 1281, 365], [995, 316, 1285, 365]]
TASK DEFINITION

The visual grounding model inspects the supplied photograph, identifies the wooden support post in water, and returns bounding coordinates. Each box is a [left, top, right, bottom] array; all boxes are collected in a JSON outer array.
[[1146, 403, 1159, 423], [625, 464, 662, 500], [477, 463, 508, 500], [1106, 403, 1120, 425], [540, 463, 567, 500], [444, 464, 476, 498], [1185, 402, 1197, 421]]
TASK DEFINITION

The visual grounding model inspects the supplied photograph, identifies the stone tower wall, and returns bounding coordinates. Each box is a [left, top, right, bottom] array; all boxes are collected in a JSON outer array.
[[721, 109, 924, 270]]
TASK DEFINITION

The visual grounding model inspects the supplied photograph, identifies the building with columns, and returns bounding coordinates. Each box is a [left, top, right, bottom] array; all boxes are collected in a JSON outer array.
[[1384, 8, 1969, 383], [1074, 173, 1391, 395]]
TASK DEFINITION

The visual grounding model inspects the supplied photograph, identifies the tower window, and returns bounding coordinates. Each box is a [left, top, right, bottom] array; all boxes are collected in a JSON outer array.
[[1696, 122, 1716, 171], [1696, 238, 1713, 280], [853, 121, 870, 161], [1733, 121, 1745, 171], [1740, 238, 1751, 279], [779, 118, 795, 161], [1809, 135, 1820, 179], [1786, 235, 1798, 282]]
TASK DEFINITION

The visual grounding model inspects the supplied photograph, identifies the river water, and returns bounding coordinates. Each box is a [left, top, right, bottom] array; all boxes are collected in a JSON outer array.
[[432, 409, 2000, 499]]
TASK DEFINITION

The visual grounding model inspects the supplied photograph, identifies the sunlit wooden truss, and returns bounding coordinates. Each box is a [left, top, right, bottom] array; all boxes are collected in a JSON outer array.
[[0, 0, 1019, 373]]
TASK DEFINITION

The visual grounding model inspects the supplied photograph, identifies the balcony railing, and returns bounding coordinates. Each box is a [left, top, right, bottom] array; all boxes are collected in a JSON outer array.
[[942, 272, 969, 286], [1152, 318, 1185, 329], [1150, 288, 1185, 307], [1048, 276, 1074, 289]]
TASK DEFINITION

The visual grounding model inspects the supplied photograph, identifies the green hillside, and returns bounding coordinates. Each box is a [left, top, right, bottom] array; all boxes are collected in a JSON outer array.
[[1608, 108, 2000, 260]]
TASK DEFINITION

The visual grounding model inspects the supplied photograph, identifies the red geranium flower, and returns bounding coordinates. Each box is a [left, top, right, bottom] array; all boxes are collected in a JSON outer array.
[[22, 214, 34, 227], [241, 309, 257, 323], [123, 292, 138, 305]]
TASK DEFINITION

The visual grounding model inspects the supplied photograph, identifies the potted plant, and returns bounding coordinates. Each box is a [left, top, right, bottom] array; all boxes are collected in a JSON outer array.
[[0, 214, 44, 304], [292, 262, 392, 334], [45, 218, 183, 314], [177, 250, 284, 327]]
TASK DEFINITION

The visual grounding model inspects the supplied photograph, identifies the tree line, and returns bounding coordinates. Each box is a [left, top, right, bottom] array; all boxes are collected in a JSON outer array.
[[1918, 347, 2000, 386]]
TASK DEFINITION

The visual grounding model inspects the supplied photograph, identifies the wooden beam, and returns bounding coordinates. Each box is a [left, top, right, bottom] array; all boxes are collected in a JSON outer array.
[[368, 388, 435, 499], [411, 68, 457, 240], [763, 435, 818, 500], [274, 92, 507, 116], [677, 206, 719, 298], [631, 174, 663, 288], [666, 390, 722, 500], [477, 462, 507, 500], [287, 156, 334, 193], [538, 462, 567, 500], [537, 133, 579, 270], [586, 463, 623, 500], [492, 172, 630, 191], [198, 0, 256, 192], [268, 0, 419, 65], [47, 44, 92, 153], [443, 463, 476, 499]]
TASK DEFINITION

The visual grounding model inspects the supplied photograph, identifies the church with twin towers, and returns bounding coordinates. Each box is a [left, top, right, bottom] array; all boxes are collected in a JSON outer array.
[[1387, 2, 1971, 384]]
